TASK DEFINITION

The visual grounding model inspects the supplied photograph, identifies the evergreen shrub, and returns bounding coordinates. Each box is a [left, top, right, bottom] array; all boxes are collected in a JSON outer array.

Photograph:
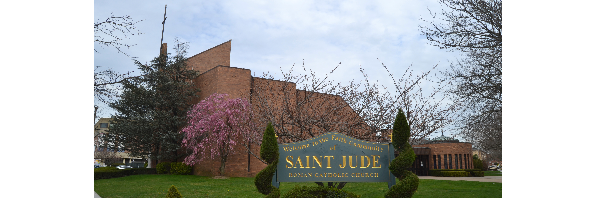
[[282, 185, 360, 198], [156, 162, 172, 174], [385, 109, 419, 198], [94, 168, 125, 180], [94, 168, 157, 180], [170, 162, 192, 175], [255, 122, 280, 197], [166, 185, 182, 198], [131, 168, 157, 175], [428, 169, 484, 177]]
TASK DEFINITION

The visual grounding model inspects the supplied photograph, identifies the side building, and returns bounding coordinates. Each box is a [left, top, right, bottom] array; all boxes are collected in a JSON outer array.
[[404, 135, 474, 176], [94, 118, 145, 167]]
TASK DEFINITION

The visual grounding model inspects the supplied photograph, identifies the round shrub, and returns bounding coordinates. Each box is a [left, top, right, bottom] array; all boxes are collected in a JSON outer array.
[[170, 162, 192, 175], [156, 162, 172, 174], [166, 185, 182, 198], [282, 185, 359, 198]]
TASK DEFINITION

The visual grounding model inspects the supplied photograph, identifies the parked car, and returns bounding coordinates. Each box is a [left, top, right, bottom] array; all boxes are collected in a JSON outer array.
[[488, 165, 498, 171], [116, 165, 133, 169], [94, 165, 100, 168]]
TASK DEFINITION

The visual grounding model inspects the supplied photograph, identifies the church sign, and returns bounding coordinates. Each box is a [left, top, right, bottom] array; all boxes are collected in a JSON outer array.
[[275, 132, 396, 187]]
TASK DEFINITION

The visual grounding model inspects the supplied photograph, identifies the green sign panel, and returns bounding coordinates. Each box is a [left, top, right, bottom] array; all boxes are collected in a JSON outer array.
[[276, 132, 395, 184]]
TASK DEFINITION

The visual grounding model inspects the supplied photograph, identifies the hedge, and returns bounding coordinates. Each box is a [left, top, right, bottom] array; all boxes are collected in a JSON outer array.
[[429, 169, 484, 177], [94, 168, 157, 180], [282, 185, 360, 198], [170, 162, 192, 175]]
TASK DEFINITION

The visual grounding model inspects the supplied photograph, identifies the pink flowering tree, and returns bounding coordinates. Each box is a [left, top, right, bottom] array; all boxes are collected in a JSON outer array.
[[180, 93, 260, 176]]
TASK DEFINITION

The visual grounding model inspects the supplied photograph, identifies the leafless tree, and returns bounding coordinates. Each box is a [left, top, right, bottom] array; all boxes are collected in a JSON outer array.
[[94, 132, 122, 166], [94, 149, 122, 166], [420, 0, 502, 159], [245, 60, 460, 189], [95, 14, 143, 57], [94, 14, 144, 122]]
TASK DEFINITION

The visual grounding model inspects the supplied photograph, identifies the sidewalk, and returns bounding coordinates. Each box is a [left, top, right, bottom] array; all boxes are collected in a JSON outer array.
[[418, 176, 502, 183], [94, 191, 101, 198]]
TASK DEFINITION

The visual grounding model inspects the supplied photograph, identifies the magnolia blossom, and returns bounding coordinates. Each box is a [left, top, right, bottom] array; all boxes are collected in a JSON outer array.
[[180, 93, 258, 169]]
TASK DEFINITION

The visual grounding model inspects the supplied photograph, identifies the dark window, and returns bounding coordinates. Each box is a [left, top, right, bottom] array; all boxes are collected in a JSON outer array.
[[438, 155, 442, 169], [100, 123, 108, 128], [454, 154, 458, 169], [444, 154, 448, 169], [449, 154, 453, 169], [466, 154, 469, 169], [459, 154, 463, 169], [433, 155, 437, 169]]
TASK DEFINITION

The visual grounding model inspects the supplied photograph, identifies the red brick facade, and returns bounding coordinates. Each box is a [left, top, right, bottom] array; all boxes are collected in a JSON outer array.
[[184, 40, 372, 177], [181, 40, 471, 177], [415, 142, 473, 170]]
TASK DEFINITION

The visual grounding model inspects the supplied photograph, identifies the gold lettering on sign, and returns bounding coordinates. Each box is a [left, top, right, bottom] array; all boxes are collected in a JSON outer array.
[[372, 155, 381, 168], [324, 156, 334, 168], [312, 156, 323, 168], [295, 156, 304, 168], [361, 156, 371, 168], [339, 156, 347, 168], [349, 156, 358, 168], [286, 156, 294, 168]]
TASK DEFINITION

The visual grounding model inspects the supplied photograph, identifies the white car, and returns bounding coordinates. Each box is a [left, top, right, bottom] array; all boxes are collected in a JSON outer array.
[[116, 165, 133, 169]]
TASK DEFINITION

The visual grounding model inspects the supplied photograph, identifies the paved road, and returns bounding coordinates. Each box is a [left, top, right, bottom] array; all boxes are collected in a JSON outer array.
[[418, 176, 502, 183]]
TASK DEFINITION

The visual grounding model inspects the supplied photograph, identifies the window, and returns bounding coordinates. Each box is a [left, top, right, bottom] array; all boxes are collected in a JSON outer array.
[[459, 154, 463, 169], [454, 154, 458, 169], [449, 154, 452, 169], [444, 154, 448, 169], [100, 123, 108, 128], [433, 155, 437, 169], [465, 154, 469, 169]]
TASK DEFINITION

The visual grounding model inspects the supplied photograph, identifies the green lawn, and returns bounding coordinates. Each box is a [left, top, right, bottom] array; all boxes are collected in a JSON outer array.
[[484, 171, 502, 176], [94, 175, 501, 198]]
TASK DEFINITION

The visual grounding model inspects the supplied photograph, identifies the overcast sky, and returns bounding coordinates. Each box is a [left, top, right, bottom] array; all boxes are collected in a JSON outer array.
[[94, 0, 463, 137]]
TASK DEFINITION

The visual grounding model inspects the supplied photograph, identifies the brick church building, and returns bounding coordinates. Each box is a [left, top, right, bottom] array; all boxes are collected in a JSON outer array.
[[174, 40, 473, 177], [180, 40, 374, 177]]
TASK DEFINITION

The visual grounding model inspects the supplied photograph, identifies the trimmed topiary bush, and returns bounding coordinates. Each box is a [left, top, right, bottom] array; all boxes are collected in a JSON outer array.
[[385, 109, 419, 198], [166, 185, 182, 198], [156, 162, 172, 174], [282, 185, 360, 198], [255, 122, 280, 197], [170, 162, 192, 175]]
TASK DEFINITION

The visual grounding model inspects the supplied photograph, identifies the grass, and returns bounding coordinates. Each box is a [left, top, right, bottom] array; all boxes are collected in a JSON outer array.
[[95, 174, 501, 198], [484, 170, 502, 176]]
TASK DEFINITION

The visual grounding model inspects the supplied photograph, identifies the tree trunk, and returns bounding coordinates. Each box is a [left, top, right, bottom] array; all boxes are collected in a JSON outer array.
[[336, 182, 347, 189], [220, 156, 227, 176]]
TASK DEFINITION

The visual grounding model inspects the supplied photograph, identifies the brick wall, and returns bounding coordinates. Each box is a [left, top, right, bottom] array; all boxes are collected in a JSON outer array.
[[416, 142, 473, 170], [185, 40, 374, 177], [187, 40, 231, 74]]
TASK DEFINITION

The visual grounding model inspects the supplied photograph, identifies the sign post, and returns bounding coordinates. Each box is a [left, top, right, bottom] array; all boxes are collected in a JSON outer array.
[[275, 132, 396, 188]]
